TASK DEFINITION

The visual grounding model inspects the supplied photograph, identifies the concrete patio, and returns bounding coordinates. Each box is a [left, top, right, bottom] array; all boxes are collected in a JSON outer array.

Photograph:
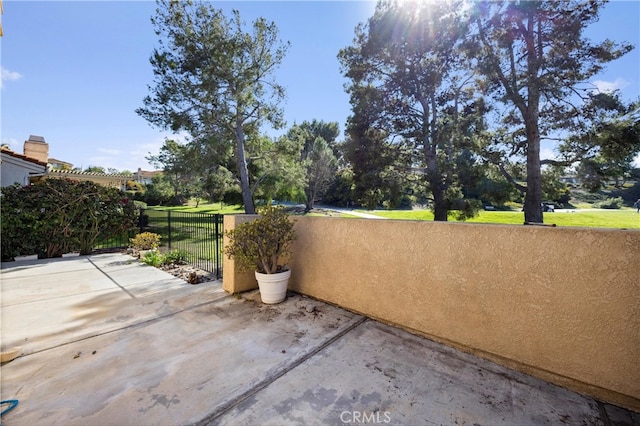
[[1, 253, 637, 425]]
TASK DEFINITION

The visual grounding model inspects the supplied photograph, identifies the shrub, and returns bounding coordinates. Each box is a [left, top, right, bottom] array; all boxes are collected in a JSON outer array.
[[139, 249, 187, 268], [163, 249, 188, 264], [129, 232, 161, 250], [140, 250, 164, 267], [1, 180, 137, 259], [595, 197, 624, 209]]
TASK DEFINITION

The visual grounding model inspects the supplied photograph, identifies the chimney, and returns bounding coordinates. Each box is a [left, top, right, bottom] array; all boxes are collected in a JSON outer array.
[[23, 135, 49, 163]]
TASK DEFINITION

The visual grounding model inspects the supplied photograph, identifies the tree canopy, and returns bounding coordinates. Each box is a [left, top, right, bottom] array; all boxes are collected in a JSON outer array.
[[472, 0, 634, 222], [339, 0, 486, 220], [137, 0, 289, 213]]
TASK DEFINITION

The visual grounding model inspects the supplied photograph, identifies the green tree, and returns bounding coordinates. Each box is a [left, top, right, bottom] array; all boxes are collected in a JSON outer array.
[[248, 135, 305, 204], [286, 121, 340, 211], [137, 0, 289, 214], [472, 0, 633, 223], [339, 0, 484, 220], [541, 167, 571, 205], [84, 166, 106, 173], [147, 139, 194, 204], [143, 175, 175, 206], [567, 96, 640, 191], [323, 168, 355, 207]]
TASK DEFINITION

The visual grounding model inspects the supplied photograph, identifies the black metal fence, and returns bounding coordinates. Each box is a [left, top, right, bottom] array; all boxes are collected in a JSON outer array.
[[95, 209, 224, 278], [140, 209, 224, 278]]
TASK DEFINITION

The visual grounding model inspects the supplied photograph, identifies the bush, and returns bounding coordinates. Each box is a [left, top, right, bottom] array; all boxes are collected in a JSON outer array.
[[129, 232, 161, 250], [140, 250, 164, 267], [1, 180, 137, 259], [595, 197, 624, 209]]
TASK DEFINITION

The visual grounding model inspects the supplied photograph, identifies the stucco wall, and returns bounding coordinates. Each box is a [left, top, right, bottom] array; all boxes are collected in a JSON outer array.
[[223, 215, 640, 411], [223, 215, 261, 294]]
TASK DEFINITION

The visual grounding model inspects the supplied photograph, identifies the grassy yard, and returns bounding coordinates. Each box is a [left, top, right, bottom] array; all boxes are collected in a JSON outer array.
[[149, 202, 245, 215], [361, 209, 640, 229], [148, 201, 639, 229]]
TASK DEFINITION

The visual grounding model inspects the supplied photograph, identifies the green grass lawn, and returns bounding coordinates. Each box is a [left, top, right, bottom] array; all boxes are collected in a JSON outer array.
[[149, 202, 245, 215], [148, 202, 639, 229], [361, 209, 640, 229]]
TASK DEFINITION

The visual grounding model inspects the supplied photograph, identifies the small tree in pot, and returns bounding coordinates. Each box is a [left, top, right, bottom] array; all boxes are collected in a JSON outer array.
[[224, 205, 296, 303]]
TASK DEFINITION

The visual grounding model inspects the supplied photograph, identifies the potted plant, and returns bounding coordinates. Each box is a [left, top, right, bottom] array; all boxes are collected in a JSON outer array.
[[224, 205, 296, 304]]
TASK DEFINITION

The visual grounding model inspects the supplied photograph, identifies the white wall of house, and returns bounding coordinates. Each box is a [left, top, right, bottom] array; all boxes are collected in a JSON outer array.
[[0, 152, 47, 186]]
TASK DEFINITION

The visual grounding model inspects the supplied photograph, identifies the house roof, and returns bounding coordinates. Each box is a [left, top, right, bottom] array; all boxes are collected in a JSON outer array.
[[0, 147, 48, 167]]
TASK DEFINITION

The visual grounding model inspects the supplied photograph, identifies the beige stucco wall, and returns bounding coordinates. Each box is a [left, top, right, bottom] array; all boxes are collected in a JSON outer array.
[[223, 215, 640, 411], [222, 215, 261, 294]]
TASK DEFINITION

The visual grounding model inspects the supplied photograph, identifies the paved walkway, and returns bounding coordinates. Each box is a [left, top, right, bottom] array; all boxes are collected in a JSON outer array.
[[1, 254, 637, 425], [318, 206, 387, 219]]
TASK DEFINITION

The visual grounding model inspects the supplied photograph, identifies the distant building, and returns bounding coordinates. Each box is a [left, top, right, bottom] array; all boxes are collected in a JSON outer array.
[[135, 168, 163, 185], [0, 135, 162, 190], [48, 158, 73, 170]]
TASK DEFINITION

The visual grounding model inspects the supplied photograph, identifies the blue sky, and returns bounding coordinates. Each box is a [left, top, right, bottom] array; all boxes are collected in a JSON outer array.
[[1, 1, 638, 172]]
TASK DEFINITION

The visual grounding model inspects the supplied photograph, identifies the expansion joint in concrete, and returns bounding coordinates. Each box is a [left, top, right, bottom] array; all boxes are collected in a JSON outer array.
[[14, 297, 229, 360], [195, 316, 369, 426], [87, 257, 136, 299]]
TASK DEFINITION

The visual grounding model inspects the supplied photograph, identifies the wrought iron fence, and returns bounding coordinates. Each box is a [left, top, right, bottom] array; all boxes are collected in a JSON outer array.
[[95, 209, 224, 278], [140, 209, 224, 278]]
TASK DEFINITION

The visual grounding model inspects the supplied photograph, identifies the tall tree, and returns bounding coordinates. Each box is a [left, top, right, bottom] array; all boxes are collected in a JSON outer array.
[[247, 134, 306, 204], [137, 0, 289, 214], [286, 120, 340, 211], [339, 0, 483, 220], [147, 139, 206, 204], [472, 0, 633, 223]]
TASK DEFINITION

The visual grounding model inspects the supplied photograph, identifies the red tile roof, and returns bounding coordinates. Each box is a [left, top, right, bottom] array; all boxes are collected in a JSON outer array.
[[0, 147, 48, 167]]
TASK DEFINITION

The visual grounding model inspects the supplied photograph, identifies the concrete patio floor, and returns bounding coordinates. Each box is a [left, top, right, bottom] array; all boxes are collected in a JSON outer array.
[[1, 253, 637, 425]]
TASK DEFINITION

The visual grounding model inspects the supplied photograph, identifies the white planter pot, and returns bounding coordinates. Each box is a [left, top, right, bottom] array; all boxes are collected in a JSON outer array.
[[255, 269, 291, 304]]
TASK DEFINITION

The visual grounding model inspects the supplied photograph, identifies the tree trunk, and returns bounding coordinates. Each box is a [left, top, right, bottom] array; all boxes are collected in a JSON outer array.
[[234, 119, 255, 214], [426, 155, 448, 222], [523, 118, 543, 223], [522, 11, 543, 224], [305, 188, 314, 212], [432, 182, 448, 222]]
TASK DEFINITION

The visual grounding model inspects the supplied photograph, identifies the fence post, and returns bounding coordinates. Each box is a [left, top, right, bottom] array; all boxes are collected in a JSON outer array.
[[167, 210, 172, 250], [215, 214, 221, 279]]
